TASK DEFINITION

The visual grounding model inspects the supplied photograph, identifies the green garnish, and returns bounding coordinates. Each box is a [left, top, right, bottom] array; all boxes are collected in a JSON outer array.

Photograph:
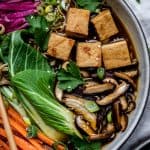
[[27, 125, 38, 138], [97, 67, 105, 80], [76, 0, 103, 12], [57, 61, 84, 92], [107, 111, 113, 123], [85, 101, 100, 113]]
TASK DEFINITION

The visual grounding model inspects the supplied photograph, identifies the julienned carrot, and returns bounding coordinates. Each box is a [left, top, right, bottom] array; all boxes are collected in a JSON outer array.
[[0, 139, 9, 150], [0, 128, 36, 150], [7, 107, 65, 150], [8, 118, 44, 150], [8, 107, 26, 128], [38, 132, 65, 150]]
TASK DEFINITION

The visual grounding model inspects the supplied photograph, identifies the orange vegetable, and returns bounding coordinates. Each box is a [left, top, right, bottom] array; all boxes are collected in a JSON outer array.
[[0, 139, 9, 150], [0, 128, 36, 150]]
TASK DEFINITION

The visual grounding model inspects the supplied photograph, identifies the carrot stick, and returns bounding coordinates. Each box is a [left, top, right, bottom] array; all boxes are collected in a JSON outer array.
[[0, 140, 9, 150], [7, 107, 65, 150], [9, 118, 44, 150], [0, 94, 17, 150], [8, 107, 26, 128], [37, 132, 64, 150], [0, 128, 36, 150]]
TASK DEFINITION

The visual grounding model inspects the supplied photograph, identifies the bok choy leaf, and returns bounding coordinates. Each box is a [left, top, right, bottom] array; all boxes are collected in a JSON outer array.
[[12, 69, 82, 138], [8, 30, 50, 77]]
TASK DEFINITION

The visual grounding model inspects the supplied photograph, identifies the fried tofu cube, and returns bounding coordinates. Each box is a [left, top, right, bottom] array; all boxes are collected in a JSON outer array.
[[76, 42, 102, 67], [47, 33, 75, 61], [66, 8, 90, 37], [91, 10, 119, 41], [102, 40, 131, 70]]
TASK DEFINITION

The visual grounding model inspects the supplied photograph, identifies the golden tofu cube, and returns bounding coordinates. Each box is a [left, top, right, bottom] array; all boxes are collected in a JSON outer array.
[[76, 42, 102, 67], [102, 40, 131, 70], [47, 33, 75, 61], [91, 10, 119, 40], [66, 8, 90, 37]]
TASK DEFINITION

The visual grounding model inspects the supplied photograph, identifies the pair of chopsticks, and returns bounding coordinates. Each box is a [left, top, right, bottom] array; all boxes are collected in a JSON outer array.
[[0, 93, 17, 150]]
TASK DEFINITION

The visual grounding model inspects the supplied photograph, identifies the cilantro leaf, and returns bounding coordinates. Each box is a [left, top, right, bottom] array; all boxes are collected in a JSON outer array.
[[70, 136, 101, 150], [57, 61, 84, 92], [26, 15, 50, 51], [76, 0, 103, 12], [27, 125, 38, 138]]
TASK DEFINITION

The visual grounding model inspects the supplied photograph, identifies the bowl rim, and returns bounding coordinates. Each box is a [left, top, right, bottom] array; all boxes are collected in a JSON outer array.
[[114, 0, 150, 149]]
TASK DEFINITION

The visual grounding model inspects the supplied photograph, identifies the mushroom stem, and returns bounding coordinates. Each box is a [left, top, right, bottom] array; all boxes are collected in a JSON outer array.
[[76, 116, 95, 136], [96, 82, 129, 105]]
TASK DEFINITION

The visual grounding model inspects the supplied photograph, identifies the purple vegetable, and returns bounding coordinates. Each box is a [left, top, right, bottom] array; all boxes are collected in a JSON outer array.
[[0, 0, 39, 34], [0, 3, 37, 11], [1, 9, 37, 19]]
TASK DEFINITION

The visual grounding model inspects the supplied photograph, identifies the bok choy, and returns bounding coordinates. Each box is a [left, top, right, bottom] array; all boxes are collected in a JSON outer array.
[[12, 70, 81, 138]]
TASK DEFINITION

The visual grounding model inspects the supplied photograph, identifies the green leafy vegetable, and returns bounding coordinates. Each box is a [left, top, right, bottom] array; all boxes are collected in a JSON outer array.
[[76, 0, 103, 12], [8, 30, 50, 77], [18, 91, 65, 141], [85, 101, 100, 113], [57, 61, 84, 92], [26, 15, 50, 51], [70, 136, 101, 150], [136, 0, 140, 3], [97, 67, 105, 80], [27, 125, 38, 138], [12, 69, 82, 138], [0, 34, 10, 63]]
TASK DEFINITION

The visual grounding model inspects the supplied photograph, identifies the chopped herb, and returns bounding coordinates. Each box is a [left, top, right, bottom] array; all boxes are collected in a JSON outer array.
[[57, 61, 84, 92], [76, 0, 103, 12], [27, 125, 38, 138]]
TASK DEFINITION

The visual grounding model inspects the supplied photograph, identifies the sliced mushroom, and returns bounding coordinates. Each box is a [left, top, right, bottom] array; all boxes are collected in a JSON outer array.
[[120, 96, 128, 111], [80, 71, 90, 78], [84, 81, 99, 88], [0, 78, 10, 86], [124, 70, 138, 78], [106, 123, 115, 133], [126, 101, 136, 113], [63, 95, 97, 130], [76, 116, 95, 136], [89, 123, 115, 141], [83, 83, 114, 94], [89, 132, 112, 141], [126, 93, 136, 102], [103, 77, 118, 87], [55, 83, 63, 102], [114, 72, 136, 89], [120, 114, 128, 132], [96, 82, 129, 106], [62, 61, 69, 70], [113, 101, 121, 131]]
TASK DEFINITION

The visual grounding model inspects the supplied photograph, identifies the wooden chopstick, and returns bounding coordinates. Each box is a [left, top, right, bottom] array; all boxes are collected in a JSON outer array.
[[0, 93, 18, 150]]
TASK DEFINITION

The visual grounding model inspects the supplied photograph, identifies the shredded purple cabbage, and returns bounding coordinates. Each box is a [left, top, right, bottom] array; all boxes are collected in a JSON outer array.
[[0, 0, 40, 33]]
